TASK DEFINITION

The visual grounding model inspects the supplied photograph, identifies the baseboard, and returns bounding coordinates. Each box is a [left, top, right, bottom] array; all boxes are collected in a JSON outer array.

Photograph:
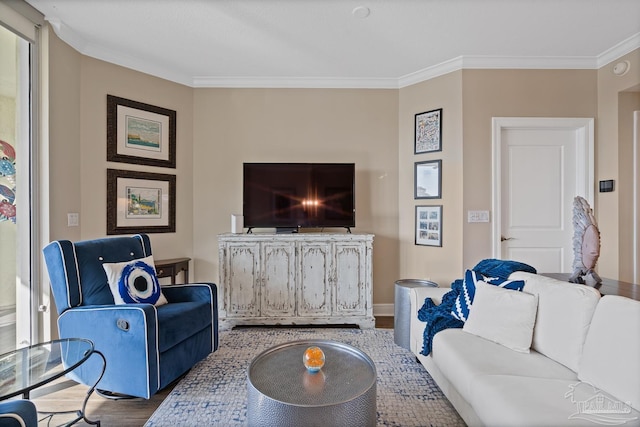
[[373, 303, 394, 317]]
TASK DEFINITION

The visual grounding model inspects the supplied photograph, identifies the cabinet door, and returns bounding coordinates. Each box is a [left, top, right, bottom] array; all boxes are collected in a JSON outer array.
[[261, 242, 296, 317], [226, 243, 260, 317], [298, 242, 331, 316], [333, 243, 366, 315]]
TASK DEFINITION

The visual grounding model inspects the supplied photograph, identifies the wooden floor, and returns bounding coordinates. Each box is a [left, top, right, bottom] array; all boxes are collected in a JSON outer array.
[[30, 317, 394, 426]]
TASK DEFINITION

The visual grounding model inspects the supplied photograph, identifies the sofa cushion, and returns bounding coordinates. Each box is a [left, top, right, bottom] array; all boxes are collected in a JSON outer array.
[[431, 328, 577, 404], [463, 282, 538, 353], [103, 255, 168, 306], [470, 375, 640, 426], [509, 272, 600, 372], [452, 269, 526, 322], [578, 296, 640, 411]]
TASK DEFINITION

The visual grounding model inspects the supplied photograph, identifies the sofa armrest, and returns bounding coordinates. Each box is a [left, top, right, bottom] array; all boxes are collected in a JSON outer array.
[[57, 304, 159, 398], [409, 287, 452, 355]]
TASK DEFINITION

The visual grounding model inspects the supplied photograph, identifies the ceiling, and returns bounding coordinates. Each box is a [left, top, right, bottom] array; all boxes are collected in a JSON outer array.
[[26, 0, 640, 88]]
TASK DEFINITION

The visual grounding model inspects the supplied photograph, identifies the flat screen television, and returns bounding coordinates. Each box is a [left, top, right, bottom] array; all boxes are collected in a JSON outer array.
[[243, 163, 355, 232]]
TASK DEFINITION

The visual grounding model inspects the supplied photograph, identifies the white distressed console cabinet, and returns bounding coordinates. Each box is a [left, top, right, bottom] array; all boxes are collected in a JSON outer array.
[[218, 233, 374, 329]]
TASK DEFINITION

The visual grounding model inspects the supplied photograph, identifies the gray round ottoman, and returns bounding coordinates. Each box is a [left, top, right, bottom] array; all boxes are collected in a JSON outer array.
[[247, 339, 376, 427]]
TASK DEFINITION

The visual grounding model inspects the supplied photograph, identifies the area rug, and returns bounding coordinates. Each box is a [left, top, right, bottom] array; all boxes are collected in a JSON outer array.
[[145, 328, 464, 426]]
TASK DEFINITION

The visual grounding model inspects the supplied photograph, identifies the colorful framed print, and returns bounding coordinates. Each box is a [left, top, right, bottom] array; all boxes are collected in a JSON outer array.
[[107, 169, 176, 234], [107, 95, 176, 168], [414, 108, 442, 154], [414, 159, 442, 199], [416, 205, 443, 247]]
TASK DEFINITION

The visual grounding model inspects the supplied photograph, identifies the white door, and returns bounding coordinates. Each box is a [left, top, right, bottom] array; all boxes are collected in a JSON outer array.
[[492, 118, 594, 273]]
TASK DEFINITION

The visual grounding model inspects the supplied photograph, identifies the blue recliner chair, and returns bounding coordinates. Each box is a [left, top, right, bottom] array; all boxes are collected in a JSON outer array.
[[42, 234, 218, 399], [0, 400, 37, 427]]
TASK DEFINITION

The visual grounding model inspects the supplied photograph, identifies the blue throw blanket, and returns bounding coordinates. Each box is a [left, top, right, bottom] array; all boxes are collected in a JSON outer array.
[[417, 259, 536, 356]]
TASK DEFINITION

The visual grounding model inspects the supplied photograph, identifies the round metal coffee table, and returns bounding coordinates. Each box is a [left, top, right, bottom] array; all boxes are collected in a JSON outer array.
[[247, 339, 376, 427]]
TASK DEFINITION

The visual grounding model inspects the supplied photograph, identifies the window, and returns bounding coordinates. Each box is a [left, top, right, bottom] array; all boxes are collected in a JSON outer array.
[[0, 0, 46, 351]]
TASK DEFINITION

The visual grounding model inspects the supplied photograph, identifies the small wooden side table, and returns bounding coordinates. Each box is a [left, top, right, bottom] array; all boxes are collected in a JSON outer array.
[[541, 273, 639, 301], [155, 257, 191, 285]]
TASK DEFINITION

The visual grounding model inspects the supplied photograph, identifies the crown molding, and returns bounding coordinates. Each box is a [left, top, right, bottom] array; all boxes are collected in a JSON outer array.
[[397, 56, 465, 88], [597, 32, 640, 68], [47, 19, 88, 55], [47, 18, 194, 87], [48, 20, 639, 89], [192, 76, 399, 89]]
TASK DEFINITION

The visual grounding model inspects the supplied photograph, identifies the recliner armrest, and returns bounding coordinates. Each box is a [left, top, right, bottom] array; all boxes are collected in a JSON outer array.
[[161, 283, 216, 304], [57, 304, 160, 398], [0, 400, 38, 427], [161, 283, 219, 351]]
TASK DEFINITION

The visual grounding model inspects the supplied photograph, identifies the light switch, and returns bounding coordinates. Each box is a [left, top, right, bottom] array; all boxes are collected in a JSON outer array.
[[468, 210, 490, 223], [67, 213, 79, 227]]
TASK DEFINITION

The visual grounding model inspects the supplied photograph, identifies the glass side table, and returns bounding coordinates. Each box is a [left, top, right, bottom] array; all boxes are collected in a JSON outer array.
[[0, 338, 106, 426]]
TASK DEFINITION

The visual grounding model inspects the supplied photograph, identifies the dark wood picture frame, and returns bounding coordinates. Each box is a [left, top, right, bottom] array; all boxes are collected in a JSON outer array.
[[107, 95, 176, 168], [414, 108, 442, 154], [414, 159, 442, 199], [107, 169, 176, 234], [415, 205, 443, 247]]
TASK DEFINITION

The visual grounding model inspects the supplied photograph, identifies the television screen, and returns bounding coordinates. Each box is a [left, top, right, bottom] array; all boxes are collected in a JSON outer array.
[[243, 163, 355, 231]]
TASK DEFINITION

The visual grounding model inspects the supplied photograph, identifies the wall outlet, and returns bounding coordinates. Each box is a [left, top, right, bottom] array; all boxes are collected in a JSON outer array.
[[468, 210, 490, 223], [67, 213, 79, 227]]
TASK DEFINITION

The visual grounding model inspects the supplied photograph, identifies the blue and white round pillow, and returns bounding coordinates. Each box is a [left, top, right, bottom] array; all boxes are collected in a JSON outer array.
[[103, 255, 168, 306]]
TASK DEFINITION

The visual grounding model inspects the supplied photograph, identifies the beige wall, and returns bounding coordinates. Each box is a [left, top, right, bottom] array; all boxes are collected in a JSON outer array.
[[48, 32, 194, 259], [461, 69, 598, 270], [48, 30, 81, 243], [192, 88, 400, 305], [618, 91, 640, 281], [398, 71, 464, 287], [397, 69, 599, 288], [47, 30, 195, 331], [47, 25, 640, 323], [598, 49, 640, 280], [77, 57, 194, 261]]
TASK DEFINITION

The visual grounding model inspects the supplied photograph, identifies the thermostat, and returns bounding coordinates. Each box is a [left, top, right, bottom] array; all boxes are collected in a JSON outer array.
[[599, 180, 614, 193]]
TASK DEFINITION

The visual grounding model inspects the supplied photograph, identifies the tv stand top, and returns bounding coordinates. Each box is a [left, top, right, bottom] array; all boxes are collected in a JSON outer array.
[[220, 232, 372, 241], [246, 227, 352, 234]]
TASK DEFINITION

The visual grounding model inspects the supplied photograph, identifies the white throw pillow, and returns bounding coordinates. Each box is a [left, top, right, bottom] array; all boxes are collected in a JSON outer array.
[[463, 281, 538, 353], [509, 271, 600, 371], [103, 255, 168, 306]]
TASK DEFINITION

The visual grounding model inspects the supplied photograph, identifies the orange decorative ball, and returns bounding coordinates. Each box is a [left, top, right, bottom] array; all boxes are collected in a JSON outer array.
[[303, 346, 325, 373]]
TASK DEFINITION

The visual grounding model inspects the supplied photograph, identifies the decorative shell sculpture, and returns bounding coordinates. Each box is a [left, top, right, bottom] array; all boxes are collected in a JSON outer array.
[[568, 196, 602, 286]]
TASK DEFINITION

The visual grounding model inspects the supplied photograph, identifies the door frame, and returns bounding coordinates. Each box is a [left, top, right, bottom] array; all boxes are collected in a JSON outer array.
[[634, 111, 639, 283], [491, 117, 595, 260]]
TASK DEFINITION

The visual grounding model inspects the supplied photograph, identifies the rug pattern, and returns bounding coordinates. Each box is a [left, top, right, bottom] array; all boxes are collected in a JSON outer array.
[[146, 328, 464, 426]]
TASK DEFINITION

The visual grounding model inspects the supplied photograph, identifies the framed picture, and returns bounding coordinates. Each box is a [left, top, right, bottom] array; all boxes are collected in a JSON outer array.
[[415, 205, 443, 247], [107, 95, 176, 168], [414, 108, 442, 154], [107, 169, 176, 234], [414, 159, 442, 199]]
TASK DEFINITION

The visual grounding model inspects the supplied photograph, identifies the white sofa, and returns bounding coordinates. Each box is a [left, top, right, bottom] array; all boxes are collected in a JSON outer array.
[[409, 271, 640, 426]]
